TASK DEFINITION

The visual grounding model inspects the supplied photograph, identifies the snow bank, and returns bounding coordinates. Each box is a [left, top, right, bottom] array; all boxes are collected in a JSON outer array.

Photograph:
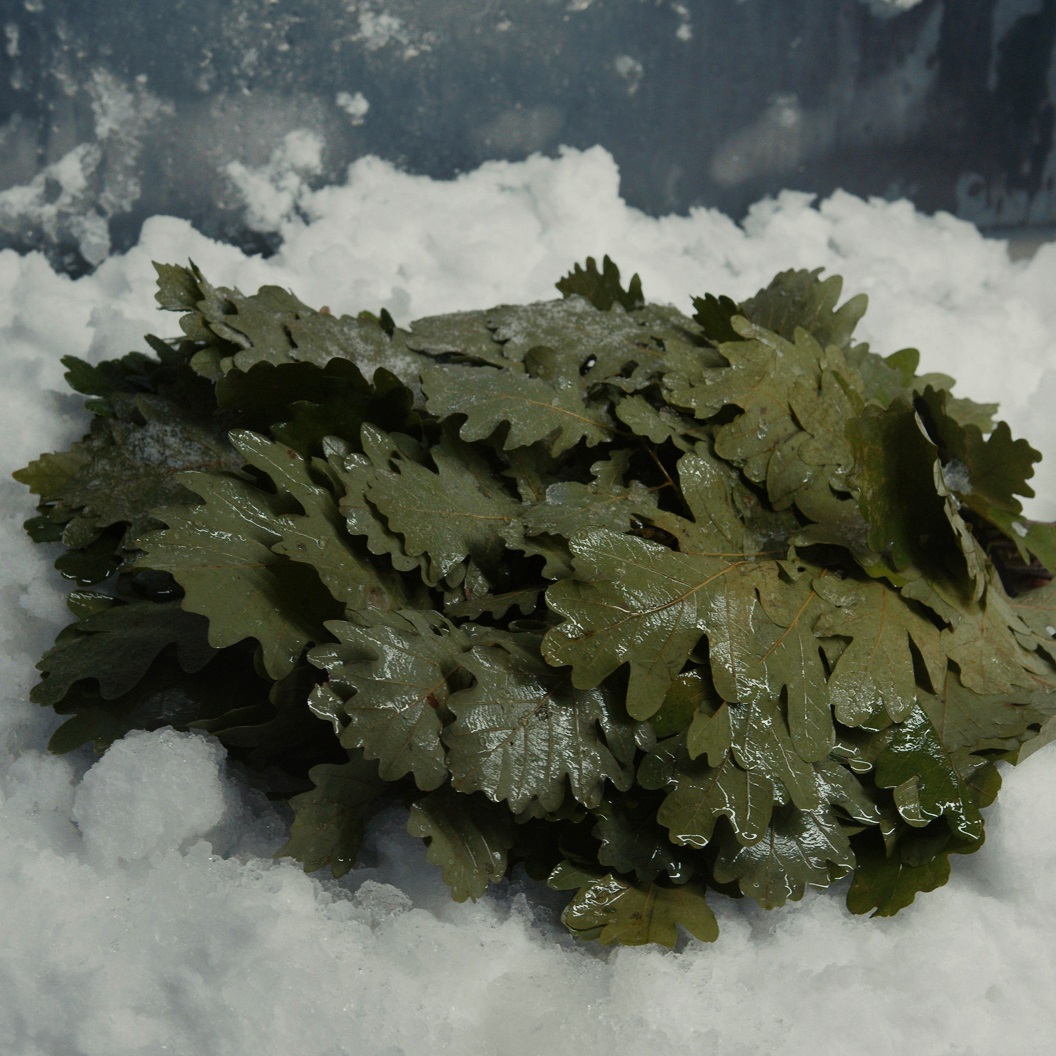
[[2, 145, 1055, 1056]]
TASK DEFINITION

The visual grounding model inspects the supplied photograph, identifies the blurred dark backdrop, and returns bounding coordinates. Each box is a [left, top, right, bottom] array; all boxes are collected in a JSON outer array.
[[1, 0, 1053, 271]]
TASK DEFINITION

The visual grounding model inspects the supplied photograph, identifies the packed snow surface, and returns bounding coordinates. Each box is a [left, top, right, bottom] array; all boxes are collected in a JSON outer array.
[[2, 145, 1055, 1056]]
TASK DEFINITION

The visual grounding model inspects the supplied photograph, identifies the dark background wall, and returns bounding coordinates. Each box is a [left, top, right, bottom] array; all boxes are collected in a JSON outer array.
[[1, 0, 1054, 272]]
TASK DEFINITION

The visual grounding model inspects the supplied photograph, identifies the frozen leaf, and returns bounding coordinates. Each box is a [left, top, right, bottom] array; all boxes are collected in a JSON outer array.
[[14, 365, 240, 562], [405, 308, 507, 368], [487, 297, 659, 383], [154, 260, 204, 312]]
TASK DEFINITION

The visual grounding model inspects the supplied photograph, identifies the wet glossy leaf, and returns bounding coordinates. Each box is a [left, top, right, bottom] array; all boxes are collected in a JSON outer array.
[[136, 433, 383, 680], [813, 575, 945, 726], [848, 398, 982, 610], [638, 735, 779, 848], [550, 863, 718, 946], [591, 797, 688, 883], [444, 629, 635, 812], [846, 826, 964, 917], [873, 705, 984, 842], [917, 385, 1041, 558], [310, 612, 467, 790], [359, 426, 521, 587], [712, 801, 855, 908]]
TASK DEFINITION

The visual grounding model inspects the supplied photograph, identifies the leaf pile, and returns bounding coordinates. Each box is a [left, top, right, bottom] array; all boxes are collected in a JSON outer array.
[[14, 256, 1056, 947]]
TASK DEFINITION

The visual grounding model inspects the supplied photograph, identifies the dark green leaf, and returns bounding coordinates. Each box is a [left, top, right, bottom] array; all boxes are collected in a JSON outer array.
[[310, 612, 466, 790], [407, 786, 515, 901], [550, 863, 718, 947], [555, 255, 645, 312], [276, 753, 388, 877], [32, 600, 214, 707], [444, 629, 635, 812], [422, 362, 614, 457]]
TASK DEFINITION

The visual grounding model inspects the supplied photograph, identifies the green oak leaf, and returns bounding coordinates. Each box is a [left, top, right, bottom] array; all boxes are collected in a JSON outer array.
[[360, 425, 521, 587], [555, 254, 644, 312], [276, 753, 388, 877], [505, 450, 662, 578], [406, 786, 516, 901], [920, 663, 1050, 757], [549, 862, 718, 947], [41, 635, 263, 757], [136, 435, 364, 680], [544, 459, 832, 746], [542, 528, 715, 721], [1009, 577, 1056, 664], [848, 398, 983, 613], [590, 796, 690, 884], [940, 580, 1053, 696], [331, 426, 432, 577], [31, 600, 215, 707], [813, 574, 945, 727], [421, 362, 614, 456], [735, 268, 868, 351], [711, 801, 856, 908], [872, 705, 984, 842], [444, 629, 636, 812], [917, 385, 1042, 559], [309, 611, 468, 790], [846, 825, 974, 917], [638, 734, 780, 848]]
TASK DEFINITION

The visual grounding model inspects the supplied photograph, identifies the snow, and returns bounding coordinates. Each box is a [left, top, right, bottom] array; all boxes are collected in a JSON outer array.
[[2, 143, 1056, 1056]]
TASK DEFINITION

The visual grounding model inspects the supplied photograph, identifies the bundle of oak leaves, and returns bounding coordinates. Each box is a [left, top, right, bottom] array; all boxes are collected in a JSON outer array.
[[15, 258, 1056, 947]]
